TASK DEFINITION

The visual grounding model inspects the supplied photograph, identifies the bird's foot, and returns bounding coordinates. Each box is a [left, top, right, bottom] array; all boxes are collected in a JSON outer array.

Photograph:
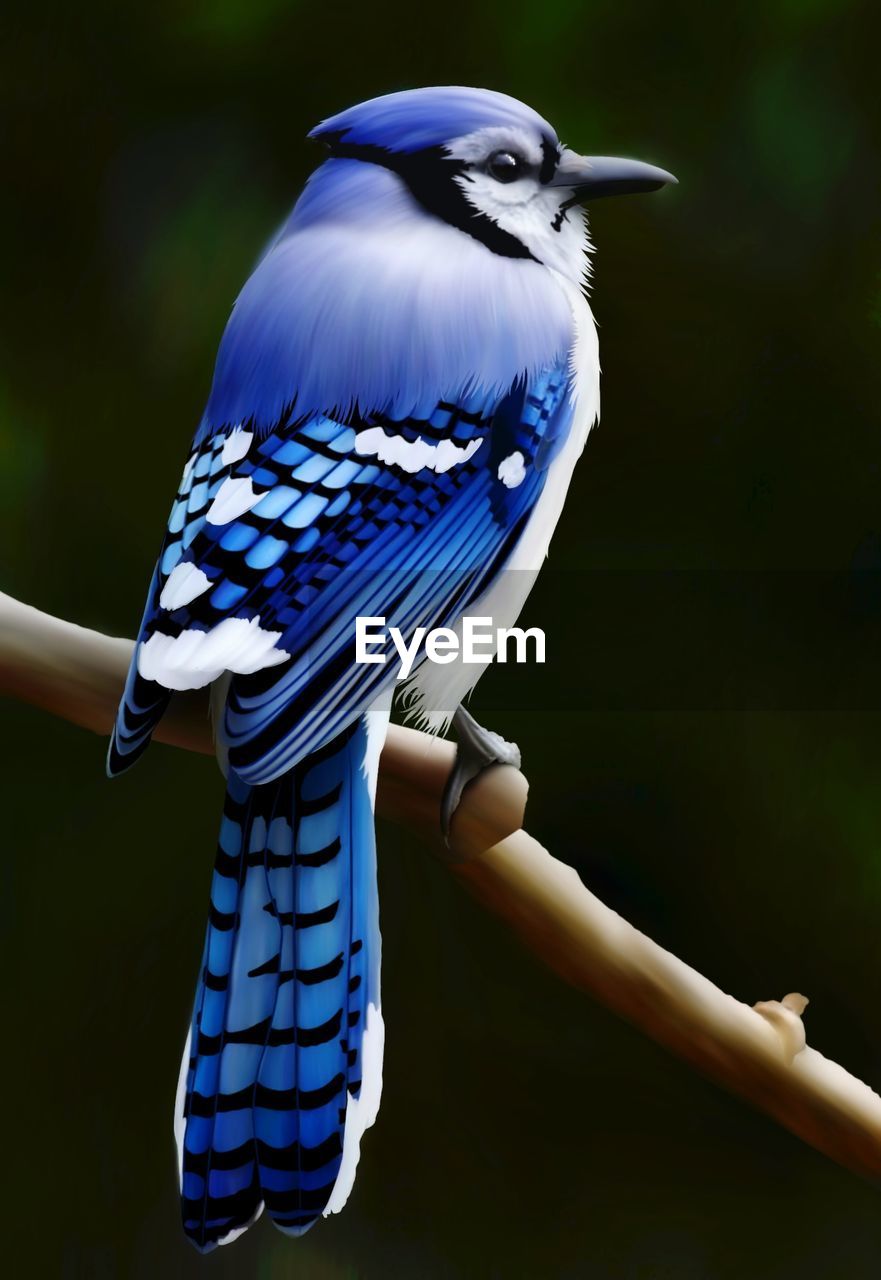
[[440, 704, 521, 842]]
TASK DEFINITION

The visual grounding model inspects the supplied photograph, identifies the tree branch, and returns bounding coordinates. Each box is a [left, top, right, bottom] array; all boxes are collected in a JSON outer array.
[[2, 590, 880, 1181]]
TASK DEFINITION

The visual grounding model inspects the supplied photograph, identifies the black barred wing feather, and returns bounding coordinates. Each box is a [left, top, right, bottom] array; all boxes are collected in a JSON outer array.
[[111, 364, 574, 784], [108, 432, 246, 773]]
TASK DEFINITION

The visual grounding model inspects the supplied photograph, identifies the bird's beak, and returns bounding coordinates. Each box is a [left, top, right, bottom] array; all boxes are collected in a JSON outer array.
[[548, 151, 677, 200]]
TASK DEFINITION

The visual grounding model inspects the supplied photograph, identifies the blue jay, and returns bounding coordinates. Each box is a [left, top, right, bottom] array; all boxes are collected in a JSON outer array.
[[109, 86, 674, 1250]]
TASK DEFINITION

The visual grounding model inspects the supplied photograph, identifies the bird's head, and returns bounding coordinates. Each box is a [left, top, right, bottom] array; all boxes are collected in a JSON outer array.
[[309, 86, 675, 279]]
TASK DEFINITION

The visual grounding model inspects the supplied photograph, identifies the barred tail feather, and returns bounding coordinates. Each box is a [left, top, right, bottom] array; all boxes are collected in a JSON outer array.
[[177, 717, 383, 1251]]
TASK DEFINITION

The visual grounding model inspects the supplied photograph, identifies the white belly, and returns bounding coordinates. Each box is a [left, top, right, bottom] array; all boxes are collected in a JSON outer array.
[[403, 272, 600, 730]]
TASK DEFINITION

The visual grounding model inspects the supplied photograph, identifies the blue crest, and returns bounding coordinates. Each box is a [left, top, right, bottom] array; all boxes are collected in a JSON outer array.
[[308, 85, 558, 154]]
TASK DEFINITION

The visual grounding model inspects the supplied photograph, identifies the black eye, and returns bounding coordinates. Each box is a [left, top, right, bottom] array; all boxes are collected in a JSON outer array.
[[487, 150, 526, 183]]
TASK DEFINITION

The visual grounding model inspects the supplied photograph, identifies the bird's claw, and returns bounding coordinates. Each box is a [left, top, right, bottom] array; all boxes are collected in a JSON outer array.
[[440, 705, 521, 843]]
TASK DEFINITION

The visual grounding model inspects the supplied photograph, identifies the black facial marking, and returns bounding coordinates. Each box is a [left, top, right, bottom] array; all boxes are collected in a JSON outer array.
[[320, 134, 539, 262], [551, 193, 580, 233], [539, 138, 560, 185]]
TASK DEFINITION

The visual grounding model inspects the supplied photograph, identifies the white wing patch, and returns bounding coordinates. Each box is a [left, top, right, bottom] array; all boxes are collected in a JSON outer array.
[[138, 618, 290, 691], [497, 451, 526, 489], [159, 562, 212, 611], [206, 476, 262, 525], [354, 427, 483, 475], [221, 428, 254, 466]]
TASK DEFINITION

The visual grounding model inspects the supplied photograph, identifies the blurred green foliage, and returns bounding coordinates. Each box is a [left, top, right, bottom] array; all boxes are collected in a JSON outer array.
[[3, 0, 881, 1275]]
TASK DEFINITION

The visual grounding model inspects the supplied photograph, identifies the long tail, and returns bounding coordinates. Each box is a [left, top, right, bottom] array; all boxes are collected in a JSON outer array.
[[176, 717, 383, 1251]]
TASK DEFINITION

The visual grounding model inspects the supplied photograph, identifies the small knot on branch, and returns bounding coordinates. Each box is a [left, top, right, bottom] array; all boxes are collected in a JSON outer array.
[[753, 991, 809, 1065]]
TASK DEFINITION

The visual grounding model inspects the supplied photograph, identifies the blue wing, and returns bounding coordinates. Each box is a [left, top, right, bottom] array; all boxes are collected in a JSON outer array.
[[110, 361, 574, 783]]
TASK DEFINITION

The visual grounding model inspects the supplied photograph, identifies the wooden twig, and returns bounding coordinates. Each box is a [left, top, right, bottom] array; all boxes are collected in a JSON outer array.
[[2, 590, 880, 1182]]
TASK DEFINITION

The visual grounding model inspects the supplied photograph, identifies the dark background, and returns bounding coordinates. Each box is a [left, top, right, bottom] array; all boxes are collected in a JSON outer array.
[[4, 1, 881, 1276]]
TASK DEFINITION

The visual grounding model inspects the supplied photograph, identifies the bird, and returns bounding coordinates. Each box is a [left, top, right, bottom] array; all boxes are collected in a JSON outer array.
[[108, 85, 675, 1251]]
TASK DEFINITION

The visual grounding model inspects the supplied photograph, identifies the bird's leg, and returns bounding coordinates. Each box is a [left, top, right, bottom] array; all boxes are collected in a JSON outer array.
[[440, 704, 522, 842]]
